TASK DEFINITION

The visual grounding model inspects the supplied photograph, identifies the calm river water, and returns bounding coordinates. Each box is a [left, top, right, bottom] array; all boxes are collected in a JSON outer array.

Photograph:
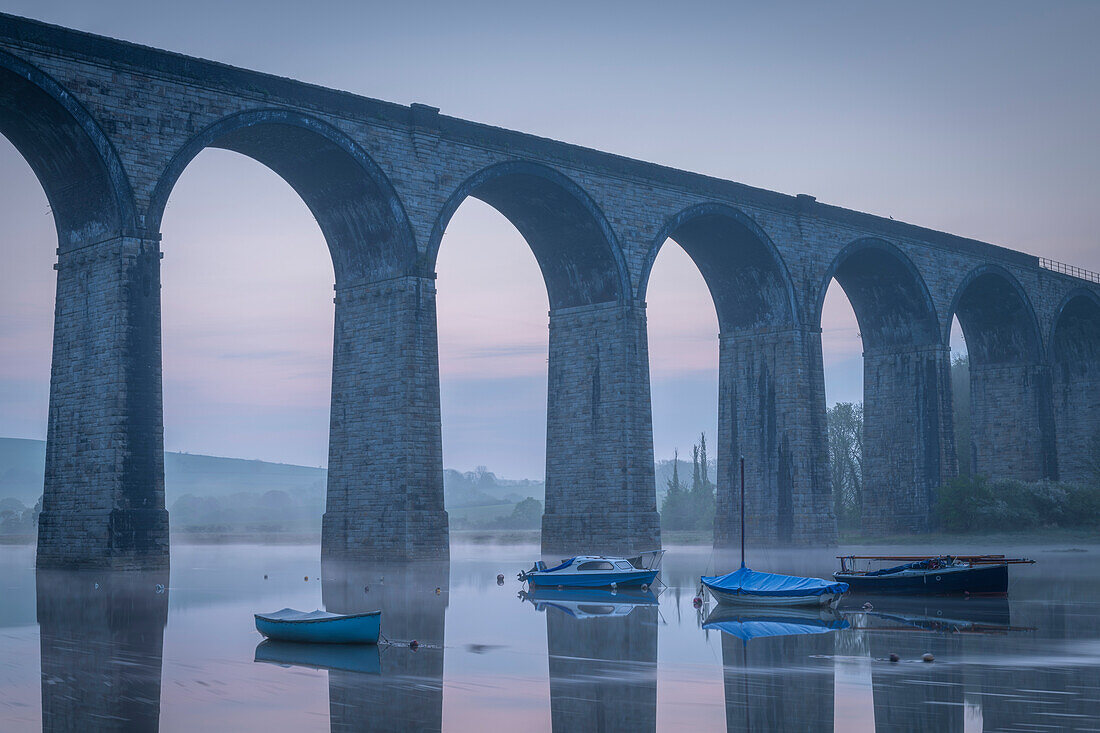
[[0, 541, 1097, 731]]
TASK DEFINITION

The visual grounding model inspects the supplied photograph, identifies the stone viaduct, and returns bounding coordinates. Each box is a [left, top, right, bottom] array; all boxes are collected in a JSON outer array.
[[1, 14, 1097, 570]]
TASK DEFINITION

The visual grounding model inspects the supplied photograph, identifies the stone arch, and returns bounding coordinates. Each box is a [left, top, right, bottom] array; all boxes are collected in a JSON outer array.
[[949, 264, 1055, 481], [642, 204, 830, 545], [427, 160, 628, 309], [640, 202, 799, 332], [0, 49, 135, 246], [818, 237, 941, 350], [948, 264, 1043, 366], [1052, 288, 1100, 365], [819, 238, 952, 535], [1050, 288, 1100, 483], [149, 108, 416, 285]]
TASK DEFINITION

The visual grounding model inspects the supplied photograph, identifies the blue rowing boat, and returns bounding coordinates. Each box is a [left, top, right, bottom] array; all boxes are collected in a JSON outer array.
[[254, 608, 381, 644]]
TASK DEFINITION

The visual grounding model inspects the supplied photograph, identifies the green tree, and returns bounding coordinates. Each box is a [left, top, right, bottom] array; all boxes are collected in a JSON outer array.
[[951, 354, 971, 477], [827, 402, 863, 530], [661, 437, 715, 531]]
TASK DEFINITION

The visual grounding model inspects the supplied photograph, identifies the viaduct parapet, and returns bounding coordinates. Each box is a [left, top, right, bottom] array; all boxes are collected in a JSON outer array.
[[1, 14, 1097, 568]]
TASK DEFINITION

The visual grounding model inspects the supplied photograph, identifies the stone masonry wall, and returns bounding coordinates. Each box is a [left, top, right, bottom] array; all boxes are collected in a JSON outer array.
[[37, 236, 169, 570], [542, 302, 661, 557], [970, 363, 1058, 481], [714, 326, 835, 547], [861, 345, 956, 534], [1053, 362, 1100, 484], [322, 276, 448, 561]]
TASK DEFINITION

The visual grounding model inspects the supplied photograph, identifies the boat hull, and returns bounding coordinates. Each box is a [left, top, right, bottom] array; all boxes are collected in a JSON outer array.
[[834, 563, 1008, 595], [526, 569, 658, 588], [704, 585, 843, 607], [254, 611, 381, 644]]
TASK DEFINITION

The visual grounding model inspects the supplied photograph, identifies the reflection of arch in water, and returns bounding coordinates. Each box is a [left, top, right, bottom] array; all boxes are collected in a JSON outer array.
[[36, 570, 168, 731], [544, 595, 657, 732], [320, 560, 449, 732], [712, 609, 839, 732]]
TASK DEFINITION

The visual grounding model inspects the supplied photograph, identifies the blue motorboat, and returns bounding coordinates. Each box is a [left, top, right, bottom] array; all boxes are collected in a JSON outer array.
[[519, 586, 659, 619], [254, 608, 381, 644], [703, 606, 849, 642], [519, 550, 664, 588]]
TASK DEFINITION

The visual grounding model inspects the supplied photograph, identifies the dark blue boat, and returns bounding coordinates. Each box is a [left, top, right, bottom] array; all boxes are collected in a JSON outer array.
[[834, 555, 1033, 596]]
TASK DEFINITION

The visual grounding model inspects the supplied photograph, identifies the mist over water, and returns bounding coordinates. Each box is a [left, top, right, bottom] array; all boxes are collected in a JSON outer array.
[[1, 542, 1097, 731]]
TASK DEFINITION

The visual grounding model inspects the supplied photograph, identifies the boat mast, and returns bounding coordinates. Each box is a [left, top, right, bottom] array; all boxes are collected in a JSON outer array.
[[740, 456, 745, 569]]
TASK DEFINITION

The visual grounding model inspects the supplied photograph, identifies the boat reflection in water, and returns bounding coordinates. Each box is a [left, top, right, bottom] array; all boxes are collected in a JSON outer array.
[[847, 596, 1019, 732], [532, 586, 658, 733], [36, 570, 169, 732], [847, 595, 1021, 635], [254, 639, 381, 675], [706, 606, 844, 732], [318, 560, 449, 733], [519, 586, 659, 619]]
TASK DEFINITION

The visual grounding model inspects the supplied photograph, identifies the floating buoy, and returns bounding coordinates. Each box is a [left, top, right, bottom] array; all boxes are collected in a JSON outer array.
[[263, 574, 268, 580], [304, 576, 309, 582], [922, 653, 934, 663], [435, 587, 441, 595], [496, 574, 505, 585], [363, 585, 369, 593], [409, 640, 419, 650], [692, 597, 703, 608], [888, 653, 900, 663]]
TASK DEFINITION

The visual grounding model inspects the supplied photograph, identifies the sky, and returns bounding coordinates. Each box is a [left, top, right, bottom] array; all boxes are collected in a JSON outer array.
[[1, 1, 1098, 477]]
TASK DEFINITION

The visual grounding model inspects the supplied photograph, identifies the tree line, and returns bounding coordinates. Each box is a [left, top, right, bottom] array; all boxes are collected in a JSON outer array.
[[661, 433, 716, 530], [828, 354, 1100, 533]]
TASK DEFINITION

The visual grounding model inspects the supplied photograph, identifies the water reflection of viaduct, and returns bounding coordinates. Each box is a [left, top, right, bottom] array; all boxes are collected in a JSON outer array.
[[2, 14, 1098, 569]]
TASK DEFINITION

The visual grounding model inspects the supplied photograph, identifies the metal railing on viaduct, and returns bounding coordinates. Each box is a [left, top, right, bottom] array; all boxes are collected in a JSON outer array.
[[1, 13, 1097, 569]]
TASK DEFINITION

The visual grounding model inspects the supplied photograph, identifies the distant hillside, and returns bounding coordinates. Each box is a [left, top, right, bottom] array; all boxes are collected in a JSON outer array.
[[0, 438, 45, 506], [0, 437, 327, 507], [0, 438, 543, 519]]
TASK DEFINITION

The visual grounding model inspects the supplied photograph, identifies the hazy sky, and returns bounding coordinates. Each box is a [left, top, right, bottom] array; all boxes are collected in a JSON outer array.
[[1, 1, 1098, 477]]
